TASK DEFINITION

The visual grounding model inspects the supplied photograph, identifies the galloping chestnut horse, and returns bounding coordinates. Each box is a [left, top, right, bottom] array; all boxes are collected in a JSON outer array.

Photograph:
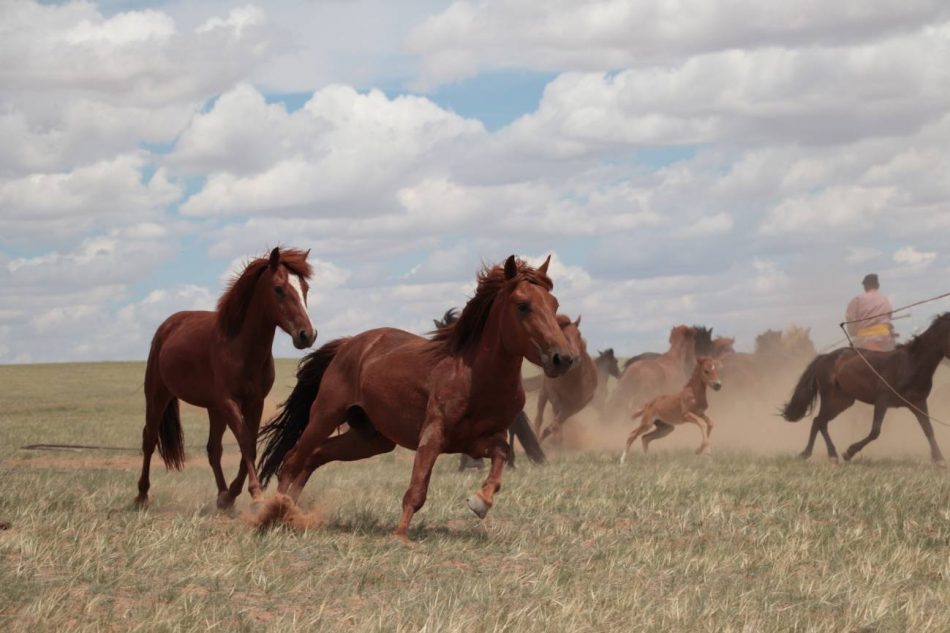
[[257, 256, 577, 540], [431, 308, 546, 471], [535, 315, 599, 444], [620, 357, 722, 463], [136, 247, 315, 509], [783, 312, 950, 464], [607, 325, 698, 419]]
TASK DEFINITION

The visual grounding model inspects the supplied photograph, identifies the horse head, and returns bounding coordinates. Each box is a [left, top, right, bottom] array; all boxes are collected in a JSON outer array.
[[498, 255, 579, 377]]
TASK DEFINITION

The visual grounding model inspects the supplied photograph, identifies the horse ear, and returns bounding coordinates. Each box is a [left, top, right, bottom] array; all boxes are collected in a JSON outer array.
[[575, 315, 582, 327], [504, 255, 518, 279], [538, 254, 551, 274], [304, 248, 311, 260], [607, 348, 614, 357], [269, 247, 281, 271]]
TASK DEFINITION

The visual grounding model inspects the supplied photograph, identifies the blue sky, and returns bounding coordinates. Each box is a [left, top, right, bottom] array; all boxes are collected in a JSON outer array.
[[1, 0, 949, 363]]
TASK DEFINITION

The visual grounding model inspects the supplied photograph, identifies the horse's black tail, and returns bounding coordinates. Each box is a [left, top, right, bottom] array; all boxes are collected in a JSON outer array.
[[510, 411, 545, 464], [157, 398, 185, 470], [781, 354, 825, 422], [258, 338, 347, 487]]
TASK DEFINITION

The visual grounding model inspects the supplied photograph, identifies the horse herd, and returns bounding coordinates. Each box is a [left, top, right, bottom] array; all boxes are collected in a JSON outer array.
[[136, 247, 950, 540]]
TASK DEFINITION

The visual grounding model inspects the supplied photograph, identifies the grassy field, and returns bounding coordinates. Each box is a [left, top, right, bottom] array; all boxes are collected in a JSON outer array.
[[3, 361, 950, 632]]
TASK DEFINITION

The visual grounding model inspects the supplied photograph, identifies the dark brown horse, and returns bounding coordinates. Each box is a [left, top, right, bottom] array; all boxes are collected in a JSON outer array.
[[592, 348, 621, 413], [257, 256, 577, 541], [782, 313, 950, 464], [431, 308, 546, 471], [136, 247, 315, 509], [607, 325, 699, 419], [535, 315, 599, 444]]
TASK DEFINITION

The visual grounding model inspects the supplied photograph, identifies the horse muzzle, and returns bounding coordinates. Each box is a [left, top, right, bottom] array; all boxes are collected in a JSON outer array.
[[711, 382, 722, 391], [540, 348, 577, 378], [293, 327, 317, 349]]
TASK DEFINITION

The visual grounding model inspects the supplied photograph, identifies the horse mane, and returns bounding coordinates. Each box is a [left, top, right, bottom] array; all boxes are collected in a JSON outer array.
[[904, 312, 950, 354], [433, 308, 459, 330], [216, 248, 313, 338], [692, 325, 714, 356], [755, 329, 783, 355], [430, 258, 552, 354]]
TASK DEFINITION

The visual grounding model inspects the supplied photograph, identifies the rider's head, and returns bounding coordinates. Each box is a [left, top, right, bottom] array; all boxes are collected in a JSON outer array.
[[862, 273, 879, 291]]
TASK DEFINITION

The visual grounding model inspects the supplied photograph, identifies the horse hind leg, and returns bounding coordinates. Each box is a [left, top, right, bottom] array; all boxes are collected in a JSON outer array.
[[136, 386, 173, 507], [642, 421, 674, 453], [620, 416, 653, 464], [809, 394, 852, 464], [843, 403, 886, 462]]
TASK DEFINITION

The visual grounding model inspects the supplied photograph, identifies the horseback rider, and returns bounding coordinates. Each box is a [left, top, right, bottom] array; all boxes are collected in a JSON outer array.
[[845, 273, 896, 351]]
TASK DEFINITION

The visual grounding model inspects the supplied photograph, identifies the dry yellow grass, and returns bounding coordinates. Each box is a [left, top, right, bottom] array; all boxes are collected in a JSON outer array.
[[2, 360, 950, 632]]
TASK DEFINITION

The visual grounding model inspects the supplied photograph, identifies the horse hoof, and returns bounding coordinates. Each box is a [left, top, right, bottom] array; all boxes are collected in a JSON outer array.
[[798, 452, 810, 461], [828, 456, 840, 465], [392, 532, 415, 547], [216, 492, 235, 510], [619, 452, 627, 465], [467, 494, 490, 520], [133, 495, 149, 509], [934, 460, 947, 469]]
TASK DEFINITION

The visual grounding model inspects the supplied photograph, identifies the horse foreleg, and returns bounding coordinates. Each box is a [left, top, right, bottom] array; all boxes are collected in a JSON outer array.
[[533, 388, 548, 435], [686, 412, 711, 456], [467, 433, 509, 520], [620, 415, 652, 464], [395, 421, 444, 542], [641, 420, 674, 453], [215, 400, 263, 501], [206, 411, 229, 508], [843, 403, 886, 462], [910, 401, 945, 465], [222, 398, 264, 504]]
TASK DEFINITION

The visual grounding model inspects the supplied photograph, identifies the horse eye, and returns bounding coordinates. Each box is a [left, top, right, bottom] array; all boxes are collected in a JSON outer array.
[[274, 286, 285, 297], [517, 302, 530, 314]]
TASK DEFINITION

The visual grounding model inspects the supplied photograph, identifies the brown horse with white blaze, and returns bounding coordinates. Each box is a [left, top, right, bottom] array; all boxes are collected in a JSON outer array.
[[136, 247, 315, 509], [257, 256, 577, 541]]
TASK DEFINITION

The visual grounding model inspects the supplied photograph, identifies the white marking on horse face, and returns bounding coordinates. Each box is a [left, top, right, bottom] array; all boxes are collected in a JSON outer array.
[[287, 273, 306, 307]]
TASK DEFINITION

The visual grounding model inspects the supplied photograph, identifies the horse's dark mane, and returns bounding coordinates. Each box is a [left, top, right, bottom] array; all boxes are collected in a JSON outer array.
[[430, 259, 552, 355], [693, 325, 714, 356], [903, 312, 950, 355], [216, 248, 313, 338]]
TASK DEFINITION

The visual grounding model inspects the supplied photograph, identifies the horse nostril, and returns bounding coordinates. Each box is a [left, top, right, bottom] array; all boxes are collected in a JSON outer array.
[[298, 330, 309, 343]]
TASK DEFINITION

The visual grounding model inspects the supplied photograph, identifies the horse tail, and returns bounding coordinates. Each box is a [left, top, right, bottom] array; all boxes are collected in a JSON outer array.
[[522, 375, 544, 392], [257, 338, 347, 487], [510, 411, 545, 464], [781, 354, 825, 422], [157, 398, 185, 470]]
